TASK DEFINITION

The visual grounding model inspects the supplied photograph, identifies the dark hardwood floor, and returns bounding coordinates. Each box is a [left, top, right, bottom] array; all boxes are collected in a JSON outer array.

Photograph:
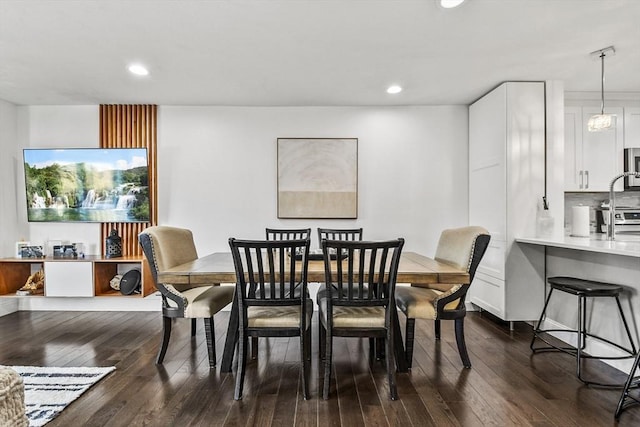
[[1, 309, 639, 426]]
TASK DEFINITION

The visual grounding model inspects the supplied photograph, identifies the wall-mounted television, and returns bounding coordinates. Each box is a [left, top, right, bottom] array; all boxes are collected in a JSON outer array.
[[23, 148, 150, 223]]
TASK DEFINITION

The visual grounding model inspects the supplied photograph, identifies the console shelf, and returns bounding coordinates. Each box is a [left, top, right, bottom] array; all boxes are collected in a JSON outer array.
[[0, 256, 154, 298]]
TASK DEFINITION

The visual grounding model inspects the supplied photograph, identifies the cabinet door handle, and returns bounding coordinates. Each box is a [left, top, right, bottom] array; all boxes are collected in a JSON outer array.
[[579, 170, 583, 189], [585, 170, 589, 189]]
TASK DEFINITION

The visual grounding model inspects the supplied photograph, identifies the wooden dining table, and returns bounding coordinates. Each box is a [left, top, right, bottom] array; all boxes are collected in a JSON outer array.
[[157, 251, 470, 373]]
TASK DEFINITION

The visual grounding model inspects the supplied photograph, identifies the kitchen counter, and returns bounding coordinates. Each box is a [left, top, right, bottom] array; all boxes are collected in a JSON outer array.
[[515, 234, 640, 258], [515, 233, 640, 374]]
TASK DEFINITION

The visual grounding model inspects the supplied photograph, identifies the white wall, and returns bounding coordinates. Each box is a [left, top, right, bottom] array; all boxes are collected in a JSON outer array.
[[159, 106, 469, 255], [12, 104, 469, 258], [0, 99, 26, 257], [18, 106, 103, 254]]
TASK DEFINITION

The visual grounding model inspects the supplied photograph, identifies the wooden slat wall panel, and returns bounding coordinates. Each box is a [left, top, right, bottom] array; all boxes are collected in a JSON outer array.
[[99, 105, 157, 257]]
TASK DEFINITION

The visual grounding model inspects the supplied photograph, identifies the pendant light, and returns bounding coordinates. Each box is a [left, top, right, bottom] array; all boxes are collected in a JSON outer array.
[[587, 46, 616, 132]]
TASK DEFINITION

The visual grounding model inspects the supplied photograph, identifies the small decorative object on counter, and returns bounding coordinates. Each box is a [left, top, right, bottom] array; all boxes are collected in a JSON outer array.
[[571, 205, 591, 237], [19, 245, 44, 258], [16, 270, 45, 296], [109, 274, 123, 291], [53, 244, 78, 258], [105, 229, 123, 258], [15, 240, 29, 258], [119, 269, 142, 295]]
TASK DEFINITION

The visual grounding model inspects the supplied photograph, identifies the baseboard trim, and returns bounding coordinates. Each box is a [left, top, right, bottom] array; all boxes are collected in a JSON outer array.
[[0, 298, 18, 317]]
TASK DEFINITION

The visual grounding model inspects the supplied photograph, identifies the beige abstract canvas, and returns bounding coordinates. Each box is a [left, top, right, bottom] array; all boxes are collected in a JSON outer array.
[[278, 138, 358, 218]]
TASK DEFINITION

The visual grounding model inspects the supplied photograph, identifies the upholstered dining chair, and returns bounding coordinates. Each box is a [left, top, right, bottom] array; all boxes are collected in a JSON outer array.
[[229, 237, 313, 400], [318, 238, 404, 400], [395, 226, 490, 369], [139, 226, 234, 368]]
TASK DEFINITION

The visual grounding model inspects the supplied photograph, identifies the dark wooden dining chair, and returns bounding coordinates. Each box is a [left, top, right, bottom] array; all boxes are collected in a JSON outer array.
[[318, 238, 404, 400], [317, 227, 363, 243], [395, 226, 490, 368], [139, 226, 234, 368], [244, 228, 313, 358], [266, 227, 311, 241], [229, 237, 312, 400]]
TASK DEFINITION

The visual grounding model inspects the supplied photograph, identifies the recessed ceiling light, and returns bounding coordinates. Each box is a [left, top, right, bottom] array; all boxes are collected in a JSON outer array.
[[387, 85, 402, 94], [440, 0, 465, 8], [128, 64, 149, 76]]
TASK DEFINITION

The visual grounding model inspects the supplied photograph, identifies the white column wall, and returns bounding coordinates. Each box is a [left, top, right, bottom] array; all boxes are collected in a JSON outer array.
[[0, 99, 25, 258]]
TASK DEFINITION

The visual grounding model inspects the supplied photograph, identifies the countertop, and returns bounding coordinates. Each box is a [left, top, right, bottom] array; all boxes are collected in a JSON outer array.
[[515, 234, 640, 258]]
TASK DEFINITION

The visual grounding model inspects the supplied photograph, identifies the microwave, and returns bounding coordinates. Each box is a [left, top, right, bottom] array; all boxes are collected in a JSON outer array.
[[625, 148, 640, 188]]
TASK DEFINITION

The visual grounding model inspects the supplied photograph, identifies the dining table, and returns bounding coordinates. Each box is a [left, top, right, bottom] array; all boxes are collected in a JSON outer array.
[[157, 251, 470, 373]]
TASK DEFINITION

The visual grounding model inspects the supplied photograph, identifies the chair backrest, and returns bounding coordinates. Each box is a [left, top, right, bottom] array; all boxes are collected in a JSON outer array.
[[139, 225, 199, 285], [434, 226, 491, 283], [229, 238, 311, 326], [266, 228, 311, 241], [317, 227, 363, 243], [321, 238, 404, 310]]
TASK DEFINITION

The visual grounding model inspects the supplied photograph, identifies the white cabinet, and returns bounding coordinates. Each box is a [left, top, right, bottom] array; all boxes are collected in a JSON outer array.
[[44, 261, 94, 297], [468, 82, 546, 322], [624, 107, 640, 148], [564, 106, 624, 191], [0, 256, 151, 298]]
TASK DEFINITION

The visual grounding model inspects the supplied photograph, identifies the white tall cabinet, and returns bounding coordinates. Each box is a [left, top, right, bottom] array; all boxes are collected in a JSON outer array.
[[468, 82, 546, 322]]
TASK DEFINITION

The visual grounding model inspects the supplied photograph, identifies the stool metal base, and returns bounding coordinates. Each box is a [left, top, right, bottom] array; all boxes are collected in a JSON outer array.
[[616, 351, 640, 419], [531, 282, 637, 388]]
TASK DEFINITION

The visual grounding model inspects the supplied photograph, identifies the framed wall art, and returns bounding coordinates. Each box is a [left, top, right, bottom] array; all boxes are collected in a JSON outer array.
[[277, 138, 358, 219]]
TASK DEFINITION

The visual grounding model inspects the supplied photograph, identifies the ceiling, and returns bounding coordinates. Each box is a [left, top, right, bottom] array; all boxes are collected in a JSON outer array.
[[1, 0, 639, 106]]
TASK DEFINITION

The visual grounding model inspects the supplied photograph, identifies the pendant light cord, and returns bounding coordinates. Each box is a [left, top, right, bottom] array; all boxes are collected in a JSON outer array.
[[600, 52, 606, 115]]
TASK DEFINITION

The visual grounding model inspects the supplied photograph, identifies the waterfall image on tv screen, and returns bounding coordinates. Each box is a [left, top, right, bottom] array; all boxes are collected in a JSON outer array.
[[23, 148, 150, 223]]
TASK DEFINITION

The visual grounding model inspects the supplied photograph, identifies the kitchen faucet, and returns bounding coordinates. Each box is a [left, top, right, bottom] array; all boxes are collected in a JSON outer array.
[[607, 172, 640, 240]]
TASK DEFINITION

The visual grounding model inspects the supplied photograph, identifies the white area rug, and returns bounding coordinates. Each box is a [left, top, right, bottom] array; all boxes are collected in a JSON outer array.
[[5, 366, 115, 427]]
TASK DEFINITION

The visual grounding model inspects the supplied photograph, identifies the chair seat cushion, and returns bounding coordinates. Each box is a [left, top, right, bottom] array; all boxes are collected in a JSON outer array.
[[247, 299, 314, 329], [183, 285, 234, 318], [395, 286, 460, 320], [547, 276, 623, 296], [317, 291, 385, 329]]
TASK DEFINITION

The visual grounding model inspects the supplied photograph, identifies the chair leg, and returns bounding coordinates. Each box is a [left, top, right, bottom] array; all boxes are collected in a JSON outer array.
[[305, 325, 312, 361], [300, 330, 310, 400], [319, 318, 326, 361], [376, 337, 384, 360], [435, 319, 441, 340], [323, 328, 333, 400], [204, 317, 216, 368], [369, 337, 375, 361], [191, 318, 196, 337], [234, 333, 248, 400], [156, 316, 172, 364], [615, 296, 638, 356], [576, 295, 586, 381], [405, 318, 415, 369], [386, 328, 398, 400], [531, 288, 554, 351], [616, 350, 640, 419], [251, 336, 258, 360], [454, 317, 471, 368]]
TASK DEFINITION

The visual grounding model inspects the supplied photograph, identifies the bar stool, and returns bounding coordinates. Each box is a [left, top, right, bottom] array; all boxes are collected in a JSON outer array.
[[530, 276, 637, 387]]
